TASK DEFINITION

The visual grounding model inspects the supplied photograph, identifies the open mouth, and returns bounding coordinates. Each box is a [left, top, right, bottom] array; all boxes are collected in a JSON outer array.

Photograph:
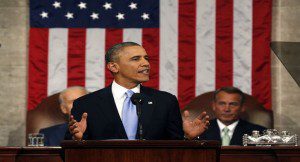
[[138, 69, 150, 75]]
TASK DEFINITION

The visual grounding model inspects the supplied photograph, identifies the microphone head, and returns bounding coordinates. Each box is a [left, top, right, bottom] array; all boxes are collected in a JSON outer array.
[[131, 93, 144, 105]]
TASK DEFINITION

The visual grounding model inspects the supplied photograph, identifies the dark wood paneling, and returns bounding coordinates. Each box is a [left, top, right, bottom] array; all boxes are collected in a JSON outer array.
[[62, 140, 220, 162]]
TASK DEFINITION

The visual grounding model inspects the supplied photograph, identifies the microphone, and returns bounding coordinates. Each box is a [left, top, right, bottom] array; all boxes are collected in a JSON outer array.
[[130, 93, 144, 140], [131, 93, 144, 105]]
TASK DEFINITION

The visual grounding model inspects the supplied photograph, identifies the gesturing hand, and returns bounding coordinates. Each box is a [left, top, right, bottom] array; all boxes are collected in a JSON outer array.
[[68, 112, 88, 140], [182, 110, 210, 140]]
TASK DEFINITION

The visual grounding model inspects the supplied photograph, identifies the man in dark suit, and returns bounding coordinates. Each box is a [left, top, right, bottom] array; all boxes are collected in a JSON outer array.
[[67, 42, 209, 141], [39, 86, 88, 146], [198, 87, 266, 146]]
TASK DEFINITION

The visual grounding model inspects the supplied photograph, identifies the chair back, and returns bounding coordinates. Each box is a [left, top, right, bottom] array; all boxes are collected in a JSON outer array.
[[182, 92, 273, 128], [26, 93, 67, 135]]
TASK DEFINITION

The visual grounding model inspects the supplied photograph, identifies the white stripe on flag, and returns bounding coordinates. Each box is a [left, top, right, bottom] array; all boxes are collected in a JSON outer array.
[[160, 0, 178, 96], [123, 29, 142, 45], [196, 0, 216, 95], [233, 0, 252, 94], [48, 28, 68, 95], [85, 29, 105, 92]]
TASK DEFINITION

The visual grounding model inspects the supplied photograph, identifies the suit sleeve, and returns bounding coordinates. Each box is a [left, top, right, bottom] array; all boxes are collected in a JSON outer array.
[[166, 95, 184, 140], [64, 99, 89, 140]]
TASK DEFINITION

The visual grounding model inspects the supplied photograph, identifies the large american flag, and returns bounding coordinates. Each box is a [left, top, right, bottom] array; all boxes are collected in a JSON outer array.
[[28, 0, 272, 110]]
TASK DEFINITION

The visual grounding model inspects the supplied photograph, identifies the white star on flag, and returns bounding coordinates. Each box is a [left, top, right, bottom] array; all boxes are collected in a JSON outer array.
[[141, 13, 149, 20], [128, 2, 137, 10], [90, 12, 99, 20], [116, 12, 125, 20], [40, 11, 48, 18], [52, 1, 61, 9], [65, 12, 74, 19], [103, 2, 112, 10], [78, 2, 87, 9]]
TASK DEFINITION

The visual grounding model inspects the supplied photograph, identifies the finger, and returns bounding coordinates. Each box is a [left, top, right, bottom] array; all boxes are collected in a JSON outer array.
[[80, 112, 88, 122], [205, 115, 210, 120], [72, 129, 80, 134], [69, 115, 74, 121], [203, 115, 210, 122], [68, 119, 77, 127], [69, 124, 78, 130], [205, 120, 210, 127], [196, 111, 207, 120], [182, 110, 192, 122]]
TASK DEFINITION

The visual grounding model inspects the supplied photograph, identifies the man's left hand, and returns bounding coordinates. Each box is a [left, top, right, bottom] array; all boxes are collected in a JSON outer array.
[[182, 110, 210, 140]]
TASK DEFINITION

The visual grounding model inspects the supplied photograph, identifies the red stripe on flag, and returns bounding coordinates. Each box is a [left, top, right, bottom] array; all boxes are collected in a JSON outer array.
[[28, 28, 49, 110], [105, 29, 123, 86], [252, 0, 272, 109], [142, 28, 159, 90], [215, 0, 233, 89], [67, 28, 86, 87], [178, 0, 196, 108]]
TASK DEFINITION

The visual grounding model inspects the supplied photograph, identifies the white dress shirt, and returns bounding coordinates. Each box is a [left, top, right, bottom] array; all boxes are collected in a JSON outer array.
[[217, 119, 239, 141], [111, 81, 140, 120]]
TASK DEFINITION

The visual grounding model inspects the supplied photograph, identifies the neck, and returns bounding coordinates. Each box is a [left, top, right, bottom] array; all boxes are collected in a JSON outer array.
[[221, 120, 238, 126], [114, 79, 139, 89]]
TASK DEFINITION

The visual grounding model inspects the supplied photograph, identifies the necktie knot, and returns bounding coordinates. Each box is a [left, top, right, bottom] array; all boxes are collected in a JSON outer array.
[[125, 90, 134, 98], [223, 127, 229, 134]]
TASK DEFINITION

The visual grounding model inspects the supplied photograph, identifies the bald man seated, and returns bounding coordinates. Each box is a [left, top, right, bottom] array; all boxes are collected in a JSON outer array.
[[39, 86, 88, 146]]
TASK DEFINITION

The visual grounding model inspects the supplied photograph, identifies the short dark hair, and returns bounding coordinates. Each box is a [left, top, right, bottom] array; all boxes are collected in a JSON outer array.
[[105, 42, 141, 64], [213, 86, 245, 105]]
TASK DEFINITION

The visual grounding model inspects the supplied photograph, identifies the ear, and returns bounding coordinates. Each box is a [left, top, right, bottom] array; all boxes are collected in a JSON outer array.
[[107, 62, 119, 73], [60, 105, 67, 114], [241, 106, 246, 112], [212, 101, 216, 111]]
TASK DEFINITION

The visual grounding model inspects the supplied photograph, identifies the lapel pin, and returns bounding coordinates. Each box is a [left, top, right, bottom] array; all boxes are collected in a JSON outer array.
[[148, 101, 153, 104]]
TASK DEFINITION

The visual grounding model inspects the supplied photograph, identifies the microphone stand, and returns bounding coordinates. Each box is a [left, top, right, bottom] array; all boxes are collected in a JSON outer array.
[[131, 93, 144, 140], [135, 102, 143, 140]]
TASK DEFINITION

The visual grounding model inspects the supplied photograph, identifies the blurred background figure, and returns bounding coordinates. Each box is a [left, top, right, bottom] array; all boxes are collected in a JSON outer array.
[[39, 86, 88, 146], [198, 87, 266, 146]]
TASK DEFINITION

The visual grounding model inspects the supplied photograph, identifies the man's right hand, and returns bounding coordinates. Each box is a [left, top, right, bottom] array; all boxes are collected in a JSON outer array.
[[68, 113, 88, 140]]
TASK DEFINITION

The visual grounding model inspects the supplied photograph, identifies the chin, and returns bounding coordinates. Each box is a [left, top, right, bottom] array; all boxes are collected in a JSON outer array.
[[138, 77, 149, 82], [139, 79, 149, 83]]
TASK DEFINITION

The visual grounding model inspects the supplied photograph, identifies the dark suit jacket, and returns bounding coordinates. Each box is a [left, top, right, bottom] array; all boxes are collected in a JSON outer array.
[[199, 119, 266, 145], [39, 123, 68, 146], [65, 85, 184, 140]]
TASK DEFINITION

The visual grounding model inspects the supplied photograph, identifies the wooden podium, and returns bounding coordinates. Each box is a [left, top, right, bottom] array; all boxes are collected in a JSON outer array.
[[61, 140, 220, 162]]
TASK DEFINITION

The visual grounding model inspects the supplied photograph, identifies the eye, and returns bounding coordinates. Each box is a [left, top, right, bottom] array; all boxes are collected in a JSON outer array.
[[218, 102, 226, 106], [144, 56, 149, 61], [229, 102, 240, 107], [131, 56, 140, 61]]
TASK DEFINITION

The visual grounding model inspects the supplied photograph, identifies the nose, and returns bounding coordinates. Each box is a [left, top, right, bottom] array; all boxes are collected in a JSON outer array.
[[141, 57, 150, 67], [224, 104, 231, 112]]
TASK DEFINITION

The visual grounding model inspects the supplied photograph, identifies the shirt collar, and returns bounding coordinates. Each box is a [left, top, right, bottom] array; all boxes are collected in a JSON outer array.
[[217, 119, 239, 132], [112, 80, 140, 99]]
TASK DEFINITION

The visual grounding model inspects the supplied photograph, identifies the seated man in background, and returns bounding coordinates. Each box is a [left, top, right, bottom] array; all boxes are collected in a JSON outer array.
[[39, 86, 88, 146], [198, 86, 266, 146]]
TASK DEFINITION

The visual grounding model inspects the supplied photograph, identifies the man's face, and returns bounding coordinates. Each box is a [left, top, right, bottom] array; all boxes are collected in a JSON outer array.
[[110, 46, 150, 87], [213, 91, 244, 125]]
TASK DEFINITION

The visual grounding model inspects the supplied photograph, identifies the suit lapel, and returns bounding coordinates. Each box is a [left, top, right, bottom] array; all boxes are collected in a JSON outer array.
[[139, 86, 155, 138], [207, 119, 222, 141], [94, 86, 127, 139], [230, 120, 245, 145]]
